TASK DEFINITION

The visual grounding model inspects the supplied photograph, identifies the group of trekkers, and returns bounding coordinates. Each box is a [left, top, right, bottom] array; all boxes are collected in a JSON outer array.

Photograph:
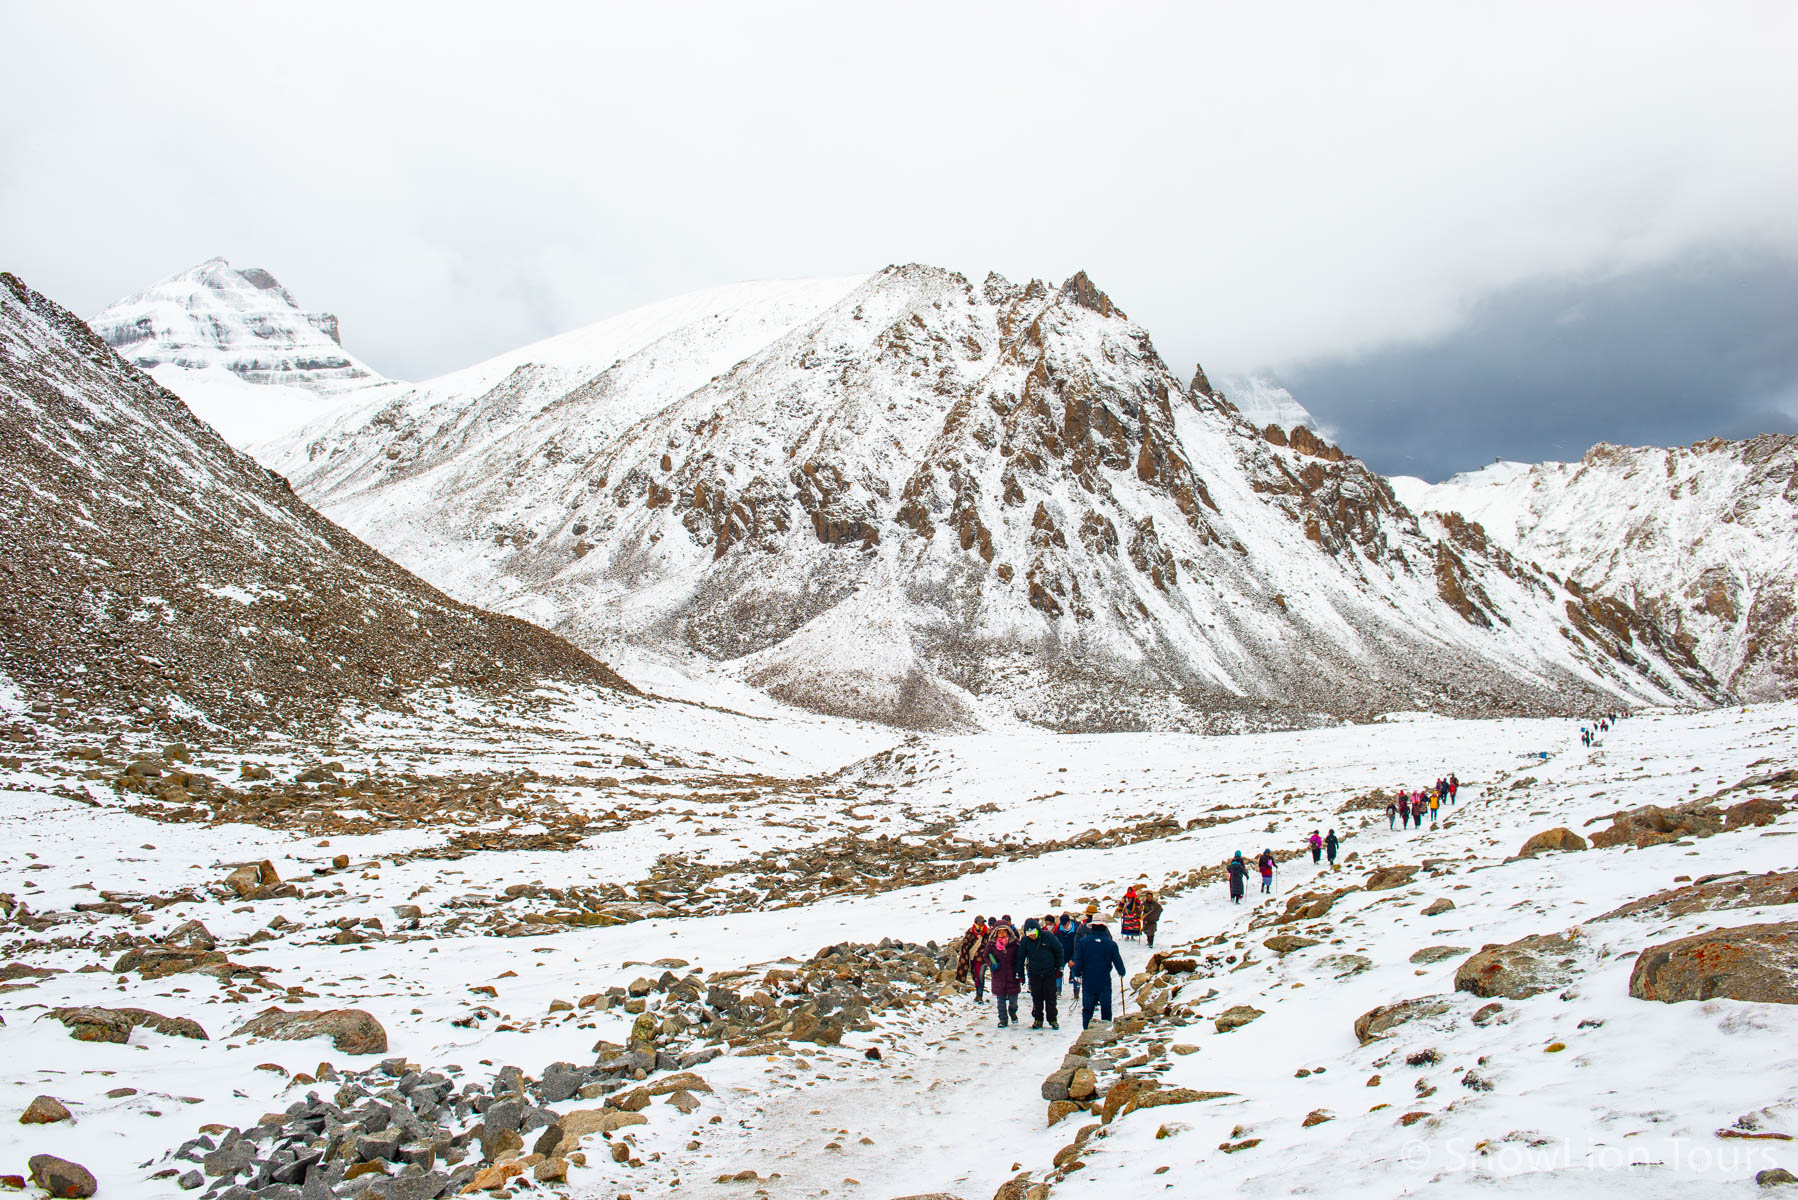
[[1581, 713, 1623, 748], [1386, 773, 1458, 831], [953, 886, 1162, 1030]]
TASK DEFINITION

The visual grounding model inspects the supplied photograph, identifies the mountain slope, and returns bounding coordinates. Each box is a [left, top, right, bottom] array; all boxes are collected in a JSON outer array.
[[1404, 438, 1798, 700], [90, 258, 392, 446], [265, 265, 1722, 730], [0, 272, 632, 736]]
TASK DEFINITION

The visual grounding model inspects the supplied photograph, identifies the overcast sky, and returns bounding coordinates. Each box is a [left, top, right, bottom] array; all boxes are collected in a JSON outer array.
[[4, 2, 1794, 479]]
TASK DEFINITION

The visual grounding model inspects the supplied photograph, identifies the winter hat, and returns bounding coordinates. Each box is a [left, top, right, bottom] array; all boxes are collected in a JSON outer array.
[[1084, 902, 1100, 916]]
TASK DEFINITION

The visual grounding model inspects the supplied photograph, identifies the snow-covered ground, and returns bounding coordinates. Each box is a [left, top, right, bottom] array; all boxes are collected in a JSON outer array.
[[3, 694, 1795, 1197]]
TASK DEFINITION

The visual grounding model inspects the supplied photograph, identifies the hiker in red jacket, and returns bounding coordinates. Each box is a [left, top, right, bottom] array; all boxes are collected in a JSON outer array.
[[987, 924, 1023, 1028]]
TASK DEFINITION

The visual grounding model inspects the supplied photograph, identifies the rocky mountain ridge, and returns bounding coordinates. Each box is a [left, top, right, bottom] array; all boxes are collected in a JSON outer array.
[[0, 272, 632, 738], [1398, 437, 1798, 700], [263, 263, 1721, 729]]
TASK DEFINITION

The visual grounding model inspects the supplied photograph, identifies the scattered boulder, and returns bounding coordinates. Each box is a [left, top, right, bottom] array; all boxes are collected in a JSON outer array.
[[1410, 945, 1470, 965], [223, 860, 280, 897], [1213, 1005, 1263, 1033], [27, 1156, 95, 1199], [19, 1095, 71, 1124], [1628, 921, 1798, 1005], [1354, 996, 1454, 1044], [1422, 898, 1456, 917], [1758, 1167, 1798, 1187], [1263, 935, 1320, 956], [1519, 828, 1588, 856], [230, 1007, 387, 1055], [1454, 933, 1581, 999], [1320, 953, 1372, 979], [1365, 865, 1419, 891], [554, 1107, 646, 1155], [163, 919, 216, 950]]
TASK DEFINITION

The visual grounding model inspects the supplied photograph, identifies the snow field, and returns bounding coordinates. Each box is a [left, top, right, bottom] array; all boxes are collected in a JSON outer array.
[[0, 699, 1793, 1197]]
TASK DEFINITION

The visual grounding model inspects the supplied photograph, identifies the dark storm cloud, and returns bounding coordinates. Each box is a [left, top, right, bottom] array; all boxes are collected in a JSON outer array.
[[1280, 251, 1798, 480]]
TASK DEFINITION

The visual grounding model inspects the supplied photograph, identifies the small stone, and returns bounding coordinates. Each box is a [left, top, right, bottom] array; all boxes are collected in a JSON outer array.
[[1757, 1167, 1798, 1187]]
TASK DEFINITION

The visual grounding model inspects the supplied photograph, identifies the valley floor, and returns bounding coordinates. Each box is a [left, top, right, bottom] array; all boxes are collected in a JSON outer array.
[[1, 693, 1795, 1199]]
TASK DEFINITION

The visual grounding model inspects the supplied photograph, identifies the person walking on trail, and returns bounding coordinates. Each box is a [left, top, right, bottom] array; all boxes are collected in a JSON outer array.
[[1073, 920, 1127, 1028], [1055, 914, 1080, 996], [1308, 830, 1323, 864], [1019, 918, 1066, 1029], [1449, 773, 1459, 804], [1397, 796, 1409, 829], [1118, 887, 1144, 942], [1141, 889, 1163, 949], [1386, 798, 1398, 830], [1411, 794, 1425, 830], [1428, 790, 1440, 827], [1227, 851, 1249, 904], [956, 916, 990, 1003], [1257, 848, 1276, 894], [1324, 828, 1339, 866], [987, 924, 1022, 1028]]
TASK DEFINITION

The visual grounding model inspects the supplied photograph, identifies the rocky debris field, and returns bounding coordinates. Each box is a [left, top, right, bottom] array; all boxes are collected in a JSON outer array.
[[2, 697, 1797, 1198]]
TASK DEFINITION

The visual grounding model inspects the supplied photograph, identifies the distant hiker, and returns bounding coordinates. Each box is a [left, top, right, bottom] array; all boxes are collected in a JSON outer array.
[[1411, 794, 1425, 830], [1141, 889, 1163, 949], [1428, 790, 1440, 826], [988, 925, 1022, 1028], [1257, 848, 1276, 894], [1449, 773, 1459, 803], [1118, 887, 1144, 942], [1324, 829, 1339, 866], [1019, 918, 1066, 1029], [1073, 921, 1127, 1028], [956, 916, 990, 1002], [1227, 852, 1248, 904], [1398, 798, 1409, 829], [1308, 830, 1323, 863], [1386, 799, 1398, 830]]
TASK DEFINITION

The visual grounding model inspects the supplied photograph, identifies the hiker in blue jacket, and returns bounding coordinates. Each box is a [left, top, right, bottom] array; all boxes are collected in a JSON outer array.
[[1073, 921, 1127, 1028], [1054, 914, 1080, 996]]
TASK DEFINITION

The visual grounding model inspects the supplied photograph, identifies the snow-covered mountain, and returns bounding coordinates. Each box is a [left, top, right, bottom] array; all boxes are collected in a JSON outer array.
[[90, 258, 394, 447], [1207, 371, 1327, 439], [1401, 439, 1798, 701], [256, 264, 1720, 730], [0, 272, 630, 734]]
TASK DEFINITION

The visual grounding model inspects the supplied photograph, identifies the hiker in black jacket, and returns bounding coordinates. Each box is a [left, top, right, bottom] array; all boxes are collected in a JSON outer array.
[[1018, 918, 1067, 1029]]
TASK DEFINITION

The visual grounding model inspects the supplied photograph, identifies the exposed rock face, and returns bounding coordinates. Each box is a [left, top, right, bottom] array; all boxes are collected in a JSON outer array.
[[266, 264, 1721, 731], [1403, 436, 1798, 699], [1628, 922, 1798, 1005], [230, 1007, 388, 1055], [0, 272, 632, 736], [1455, 933, 1582, 999], [1599, 870, 1798, 921]]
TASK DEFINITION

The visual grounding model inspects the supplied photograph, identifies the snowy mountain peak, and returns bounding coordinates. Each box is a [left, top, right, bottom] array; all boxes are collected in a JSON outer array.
[[89, 258, 396, 448], [266, 264, 1723, 730], [92, 257, 380, 390], [1402, 435, 1798, 700]]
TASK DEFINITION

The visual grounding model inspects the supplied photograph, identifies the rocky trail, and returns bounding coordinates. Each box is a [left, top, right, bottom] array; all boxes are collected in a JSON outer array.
[[3, 698, 1798, 1198]]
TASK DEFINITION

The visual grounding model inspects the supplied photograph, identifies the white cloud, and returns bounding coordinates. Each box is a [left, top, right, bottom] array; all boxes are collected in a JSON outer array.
[[4, 0, 1795, 383]]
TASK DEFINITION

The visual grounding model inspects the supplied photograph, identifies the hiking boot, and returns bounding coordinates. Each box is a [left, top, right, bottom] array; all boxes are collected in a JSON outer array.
[[1049, 1020, 1060, 1030], [1031, 1020, 1043, 1029]]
